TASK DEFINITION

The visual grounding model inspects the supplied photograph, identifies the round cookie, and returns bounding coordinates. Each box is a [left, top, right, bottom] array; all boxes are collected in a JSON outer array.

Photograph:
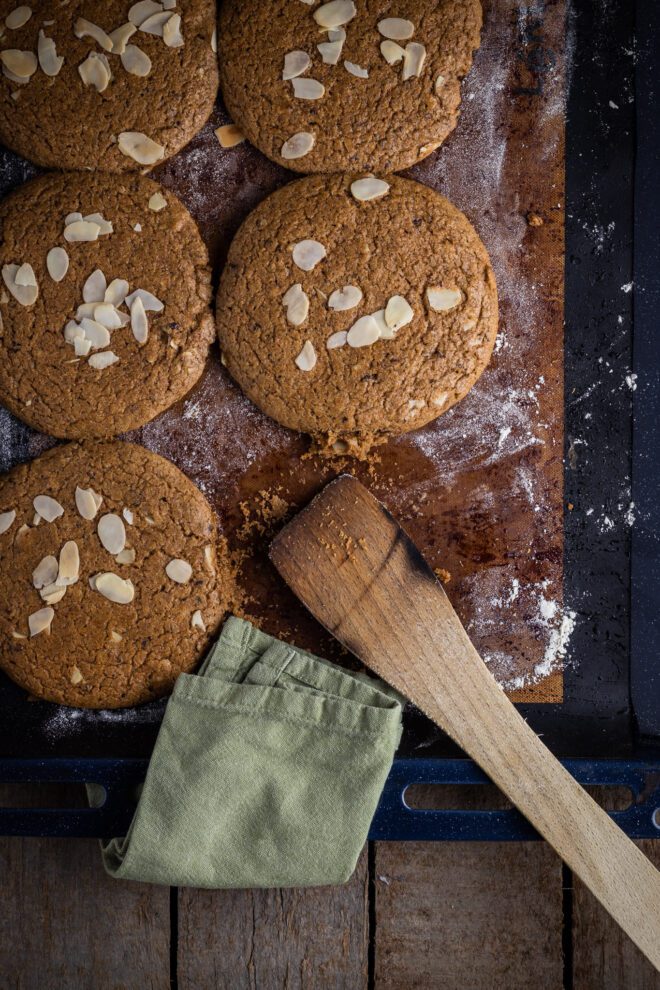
[[219, 0, 482, 175], [0, 171, 214, 439], [0, 1, 217, 171], [216, 173, 498, 454], [0, 440, 234, 708]]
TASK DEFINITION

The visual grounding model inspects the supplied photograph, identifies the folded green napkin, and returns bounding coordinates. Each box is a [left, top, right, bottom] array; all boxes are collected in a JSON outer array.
[[100, 617, 404, 888]]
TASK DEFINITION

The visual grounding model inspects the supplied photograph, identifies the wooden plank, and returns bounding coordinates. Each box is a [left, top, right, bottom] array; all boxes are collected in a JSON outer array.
[[374, 841, 563, 989], [0, 786, 170, 990], [178, 848, 368, 990], [573, 839, 660, 990]]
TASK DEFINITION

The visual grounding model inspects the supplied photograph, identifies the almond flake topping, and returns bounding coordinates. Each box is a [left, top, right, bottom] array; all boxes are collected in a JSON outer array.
[[46, 247, 69, 283], [384, 295, 414, 334], [166, 558, 193, 584], [128, 1, 163, 26], [326, 331, 348, 350], [75, 486, 102, 520], [350, 176, 390, 202], [283, 50, 310, 80], [292, 239, 326, 271], [215, 124, 245, 149], [88, 351, 119, 370], [115, 547, 136, 565], [64, 220, 102, 243], [41, 584, 67, 605], [2, 263, 38, 306], [402, 42, 426, 81], [292, 77, 325, 100], [79, 51, 112, 92], [118, 131, 165, 166], [74, 18, 113, 52], [0, 49, 37, 79], [313, 1, 356, 29], [380, 40, 405, 64], [283, 284, 310, 326], [104, 278, 130, 306], [94, 573, 135, 604], [5, 7, 32, 30], [29, 607, 54, 638], [70, 667, 84, 685], [98, 514, 126, 556], [57, 541, 80, 586], [347, 314, 381, 348], [33, 555, 58, 590], [318, 40, 343, 65], [163, 14, 184, 48], [139, 11, 171, 35], [427, 287, 463, 312], [192, 610, 206, 631], [83, 268, 107, 304], [281, 132, 315, 160], [121, 44, 151, 76], [37, 30, 63, 76], [0, 510, 16, 535], [328, 285, 362, 311], [148, 191, 167, 212], [33, 495, 64, 523], [377, 17, 414, 40], [295, 341, 317, 371], [109, 23, 137, 54], [344, 60, 368, 78]]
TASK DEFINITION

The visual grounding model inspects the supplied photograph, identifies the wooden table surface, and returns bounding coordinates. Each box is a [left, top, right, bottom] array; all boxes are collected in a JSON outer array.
[[1, 784, 658, 989]]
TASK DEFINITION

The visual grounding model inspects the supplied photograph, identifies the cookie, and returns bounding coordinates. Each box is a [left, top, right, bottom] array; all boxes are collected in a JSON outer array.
[[219, 0, 482, 175], [0, 171, 214, 439], [216, 173, 498, 454], [0, 1, 217, 171], [0, 440, 234, 709]]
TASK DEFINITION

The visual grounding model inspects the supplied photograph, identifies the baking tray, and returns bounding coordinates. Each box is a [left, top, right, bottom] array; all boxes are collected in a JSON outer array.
[[1, 0, 659, 839]]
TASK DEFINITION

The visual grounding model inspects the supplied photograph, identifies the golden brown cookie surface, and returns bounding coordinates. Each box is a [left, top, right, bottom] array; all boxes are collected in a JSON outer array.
[[0, 441, 233, 709], [0, 0, 218, 171], [216, 173, 498, 454], [0, 171, 214, 439], [219, 0, 482, 174]]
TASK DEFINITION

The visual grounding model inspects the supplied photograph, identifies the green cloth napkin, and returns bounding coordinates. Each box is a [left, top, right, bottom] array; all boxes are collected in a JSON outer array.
[[100, 617, 404, 888]]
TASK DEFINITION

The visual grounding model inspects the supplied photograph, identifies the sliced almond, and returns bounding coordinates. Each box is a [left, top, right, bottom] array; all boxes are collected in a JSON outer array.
[[84, 212, 113, 235], [377, 17, 414, 40], [402, 42, 426, 81], [74, 18, 113, 52], [14, 262, 36, 287], [33, 495, 64, 523], [128, 0, 163, 26], [33, 555, 58, 590], [162, 13, 183, 48], [74, 337, 92, 357], [2, 263, 38, 306], [64, 220, 101, 243], [0, 509, 16, 535], [215, 124, 245, 149], [78, 52, 112, 93], [380, 40, 405, 65], [94, 572, 135, 604], [65, 212, 83, 226], [93, 303, 122, 329], [427, 287, 463, 312], [118, 131, 165, 166], [326, 331, 348, 350], [166, 558, 192, 584], [57, 540, 80, 586], [292, 77, 325, 100], [6, 7, 32, 30], [350, 176, 390, 202], [148, 191, 167, 212], [130, 295, 149, 344], [191, 610, 206, 632], [83, 268, 107, 304], [75, 486, 102, 520], [204, 545, 215, 574], [80, 318, 111, 350], [328, 28, 346, 42], [281, 132, 315, 160], [98, 514, 126, 555], [313, 1, 356, 29], [344, 60, 368, 78], [121, 44, 151, 76], [347, 314, 380, 348], [109, 22, 137, 55], [211, 27, 217, 52], [29, 607, 54, 638], [46, 247, 69, 283], [435, 74, 445, 93], [37, 30, 63, 76], [115, 547, 136, 565], [41, 584, 67, 605], [328, 285, 362, 311], [295, 340, 317, 372], [123, 508, 134, 525], [384, 295, 414, 334], [139, 11, 171, 35], [317, 40, 343, 65], [70, 666, 84, 685], [283, 50, 310, 80], [110, 630, 123, 643], [104, 278, 129, 306], [0, 49, 37, 79], [88, 351, 119, 370], [282, 283, 309, 326], [292, 239, 326, 272]]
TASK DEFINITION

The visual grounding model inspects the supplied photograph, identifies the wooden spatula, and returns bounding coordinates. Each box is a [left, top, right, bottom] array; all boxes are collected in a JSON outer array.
[[271, 474, 660, 970]]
